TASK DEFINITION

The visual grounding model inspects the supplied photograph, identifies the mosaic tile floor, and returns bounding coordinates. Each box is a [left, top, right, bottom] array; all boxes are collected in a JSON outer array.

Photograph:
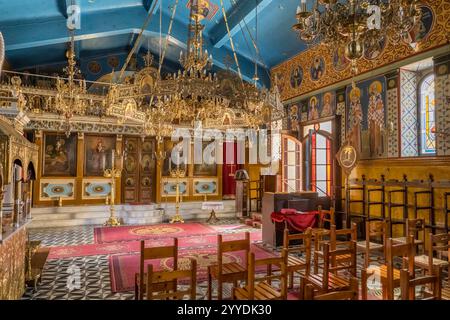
[[23, 219, 449, 300], [23, 218, 256, 300]]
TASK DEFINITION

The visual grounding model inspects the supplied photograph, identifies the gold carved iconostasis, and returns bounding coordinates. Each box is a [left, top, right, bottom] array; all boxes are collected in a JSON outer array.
[[273, 0, 450, 229], [34, 132, 124, 207], [33, 132, 224, 207], [160, 138, 222, 202]]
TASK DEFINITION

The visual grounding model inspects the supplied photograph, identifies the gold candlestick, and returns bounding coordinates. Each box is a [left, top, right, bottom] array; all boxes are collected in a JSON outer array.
[[169, 167, 186, 224], [103, 153, 122, 227]]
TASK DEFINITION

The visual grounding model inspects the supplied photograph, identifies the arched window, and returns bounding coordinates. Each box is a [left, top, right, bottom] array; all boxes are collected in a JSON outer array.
[[419, 74, 436, 155], [303, 122, 333, 197]]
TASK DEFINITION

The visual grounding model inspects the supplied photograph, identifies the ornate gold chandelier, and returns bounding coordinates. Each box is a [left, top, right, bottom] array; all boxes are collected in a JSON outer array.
[[293, 0, 422, 72], [0, 0, 284, 137], [133, 0, 283, 133], [54, 34, 88, 136]]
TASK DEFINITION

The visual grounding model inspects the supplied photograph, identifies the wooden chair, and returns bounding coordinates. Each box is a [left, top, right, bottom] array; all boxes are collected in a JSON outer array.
[[233, 249, 287, 300], [414, 232, 449, 286], [283, 226, 312, 288], [400, 265, 442, 300], [207, 232, 250, 300], [313, 223, 357, 274], [392, 218, 426, 253], [361, 236, 415, 300], [146, 258, 197, 300], [135, 238, 178, 300], [304, 278, 359, 300], [300, 240, 357, 299], [311, 206, 335, 239], [357, 220, 388, 268]]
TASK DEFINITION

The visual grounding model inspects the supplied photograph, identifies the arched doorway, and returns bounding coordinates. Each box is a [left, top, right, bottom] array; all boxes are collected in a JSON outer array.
[[12, 159, 23, 225], [302, 122, 334, 197], [23, 162, 37, 219]]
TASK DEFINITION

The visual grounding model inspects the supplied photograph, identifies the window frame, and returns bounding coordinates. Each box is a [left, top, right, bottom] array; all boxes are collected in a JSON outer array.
[[417, 72, 436, 156]]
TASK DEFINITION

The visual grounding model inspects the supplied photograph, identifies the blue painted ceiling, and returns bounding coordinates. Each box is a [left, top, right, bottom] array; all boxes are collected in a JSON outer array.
[[0, 0, 307, 87]]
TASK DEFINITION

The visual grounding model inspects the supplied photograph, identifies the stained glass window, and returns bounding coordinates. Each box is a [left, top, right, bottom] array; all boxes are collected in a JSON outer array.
[[419, 74, 436, 155]]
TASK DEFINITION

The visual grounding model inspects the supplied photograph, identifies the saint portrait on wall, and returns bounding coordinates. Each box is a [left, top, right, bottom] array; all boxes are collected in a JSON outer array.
[[290, 66, 303, 88], [84, 136, 116, 176], [404, 5, 434, 45], [321, 92, 335, 118], [310, 57, 325, 81], [348, 87, 363, 153], [162, 139, 187, 176], [367, 81, 385, 157], [194, 141, 217, 176], [364, 35, 387, 60], [333, 46, 350, 71], [43, 133, 77, 176], [308, 96, 320, 121], [290, 104, 300, 131]]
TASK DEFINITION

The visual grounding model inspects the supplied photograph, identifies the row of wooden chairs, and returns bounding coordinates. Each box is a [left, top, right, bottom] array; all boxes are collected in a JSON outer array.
[[283, 209, 448, 299], [133, 214, 448, 300], [134, 232, 287, 300]]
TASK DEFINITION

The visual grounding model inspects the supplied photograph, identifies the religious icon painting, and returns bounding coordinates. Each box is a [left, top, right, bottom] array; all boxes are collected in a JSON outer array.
[[186, 0, 219, 21], [87, 61, 102, 74], [367, 80, 386, 157], [289, 104, 300, 131], [364, 35, 387, 60], [84, 135, 116, 176], [347, 86, 363, 153], [290, 66, 303, 88], [125, 155, 137, 173], [162, 139, 187, 176], [194, 141, 217, 176], [404, 5, 434, 45], [43, 133, 77, 176], [142, 154, 153, 172], [310, 56, 325, 81], [107, 56, 119, 69], [333, 46, 350, 72], [321, 92, 335, 118], [308, 96, 320, 121]]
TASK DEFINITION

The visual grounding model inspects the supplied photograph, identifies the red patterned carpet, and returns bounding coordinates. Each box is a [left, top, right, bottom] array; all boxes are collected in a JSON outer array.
[[94, 222, 217, 244], [109, 244, 275, 293], [48, 232, 262, 260]]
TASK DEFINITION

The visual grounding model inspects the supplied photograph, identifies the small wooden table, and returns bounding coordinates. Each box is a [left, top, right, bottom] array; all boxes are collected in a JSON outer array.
[[202, 202, 224, 223]]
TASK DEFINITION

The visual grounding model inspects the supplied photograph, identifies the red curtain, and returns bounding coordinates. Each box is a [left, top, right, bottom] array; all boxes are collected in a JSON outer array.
[[222, 142, 241, 196]]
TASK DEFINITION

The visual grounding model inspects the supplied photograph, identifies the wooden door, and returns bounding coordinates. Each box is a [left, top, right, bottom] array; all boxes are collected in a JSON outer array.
[[122, 137, 156, 204]]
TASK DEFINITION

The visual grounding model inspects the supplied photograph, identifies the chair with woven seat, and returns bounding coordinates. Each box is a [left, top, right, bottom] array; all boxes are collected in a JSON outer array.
[[400, 265, 442, 300], [414, 232, 449, 287], [392, 218, 426, 253], [233, 249, 287, 300], [313, 223, 357, 274], [357, 220, 388, 268], [135, 238, 178, 300], [361, 235, 415, 300], [283, 226, 312, 288], [299, 240, 358, 299], [207, 232, 250, 300], [146, 258, 197, 300], [304, 278, 358, 300]]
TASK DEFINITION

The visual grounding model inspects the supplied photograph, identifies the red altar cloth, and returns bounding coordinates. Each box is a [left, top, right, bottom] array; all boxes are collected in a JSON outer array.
[[271, 210, 320, 232]]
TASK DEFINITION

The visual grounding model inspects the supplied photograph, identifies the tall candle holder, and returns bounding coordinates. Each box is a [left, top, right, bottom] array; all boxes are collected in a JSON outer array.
[[104, 149, 123, 227], [169, 167, 186, 224]]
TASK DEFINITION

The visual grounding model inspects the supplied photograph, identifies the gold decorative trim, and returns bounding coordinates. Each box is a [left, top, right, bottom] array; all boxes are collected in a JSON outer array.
[[272, 0, 450, 101]]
